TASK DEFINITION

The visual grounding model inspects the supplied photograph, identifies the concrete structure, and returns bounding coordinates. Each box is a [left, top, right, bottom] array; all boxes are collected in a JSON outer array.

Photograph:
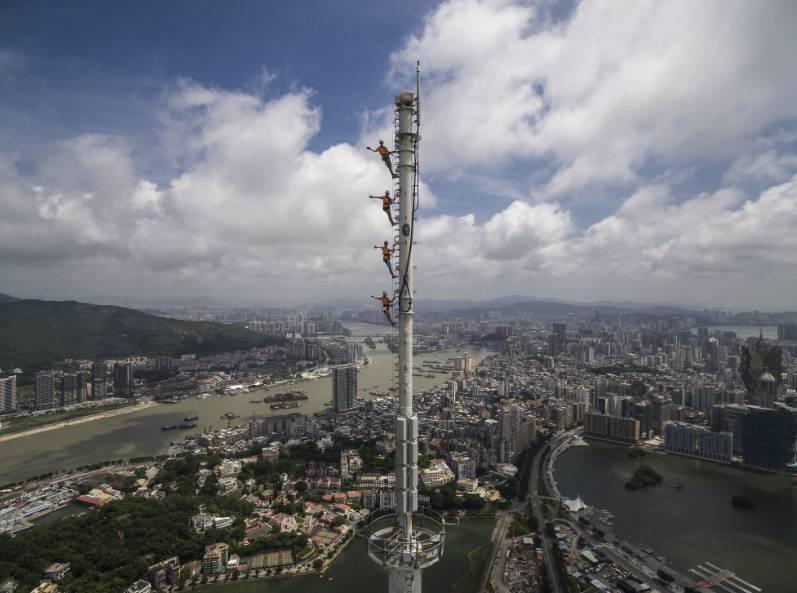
[[742, 404, 797, 470], [42, 562, 70, 581], [584, 412, 640, 444], [125, 581, 153, 593], [147, 556, 180, 590], [664, 421, 733, 463], [113, 362, 134, 396], [711, 403, 749, 454], [60, 373, 79, 406], [92, 362, 108, 400], [35, 370, 56, 410], [0, 376, 16, 413], [332, 365, 357, 412], [202, 543, 229, 575], [419, 460, 455, 488], [249, 413, 309, 439], [365, 74, 444, 593]]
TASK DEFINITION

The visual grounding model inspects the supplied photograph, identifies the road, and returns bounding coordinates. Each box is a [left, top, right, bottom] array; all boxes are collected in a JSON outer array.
[[481, 511, 511, 593], [529, 438, 563, 593]]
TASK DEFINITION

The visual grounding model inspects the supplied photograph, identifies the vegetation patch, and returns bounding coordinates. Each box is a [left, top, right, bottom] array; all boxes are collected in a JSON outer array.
[[624, 464, 663, 490]]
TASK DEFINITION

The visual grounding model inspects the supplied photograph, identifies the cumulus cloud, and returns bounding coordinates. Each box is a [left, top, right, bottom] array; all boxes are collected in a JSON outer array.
[[2, 1, 797, 310], [389, 0, 797, 198]]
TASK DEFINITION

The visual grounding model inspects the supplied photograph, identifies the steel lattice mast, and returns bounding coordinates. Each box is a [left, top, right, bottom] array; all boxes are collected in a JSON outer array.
[[366, 63, 444, 593]]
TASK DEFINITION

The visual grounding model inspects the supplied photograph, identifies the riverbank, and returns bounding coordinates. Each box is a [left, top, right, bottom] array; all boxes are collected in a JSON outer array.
[[554, 439, 797, 593], [0, 400, 156, 443], [199, 518, 495, 593]]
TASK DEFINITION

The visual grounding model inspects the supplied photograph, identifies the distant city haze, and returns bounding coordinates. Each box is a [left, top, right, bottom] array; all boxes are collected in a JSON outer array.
[[2, 1, 797, 309]]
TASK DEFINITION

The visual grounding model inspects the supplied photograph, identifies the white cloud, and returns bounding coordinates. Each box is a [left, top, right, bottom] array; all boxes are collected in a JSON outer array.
[[389, 0, 797, 198]]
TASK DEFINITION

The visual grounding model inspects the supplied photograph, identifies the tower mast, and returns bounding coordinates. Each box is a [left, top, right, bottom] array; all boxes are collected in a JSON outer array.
[[366, 64, 444, 593]]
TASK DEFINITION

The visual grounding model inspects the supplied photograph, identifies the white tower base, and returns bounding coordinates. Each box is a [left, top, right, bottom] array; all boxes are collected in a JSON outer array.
[[389, 567, 421, 593]]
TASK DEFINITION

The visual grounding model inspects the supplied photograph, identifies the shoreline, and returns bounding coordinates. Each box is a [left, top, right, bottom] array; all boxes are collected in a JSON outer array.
[[0, 400, 157, 443]]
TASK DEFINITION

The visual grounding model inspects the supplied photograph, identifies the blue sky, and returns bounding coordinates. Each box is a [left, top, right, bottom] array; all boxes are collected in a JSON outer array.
[[1, 1, 797, 309]]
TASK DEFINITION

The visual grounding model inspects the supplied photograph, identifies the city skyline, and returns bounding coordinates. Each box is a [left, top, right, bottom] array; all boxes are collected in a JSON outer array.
[[2, 1, 797, 309]]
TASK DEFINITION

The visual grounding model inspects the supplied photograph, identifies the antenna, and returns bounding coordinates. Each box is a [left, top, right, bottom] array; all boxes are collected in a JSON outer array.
[[416, 61, 421, 132], [365, 65, 444, 593]]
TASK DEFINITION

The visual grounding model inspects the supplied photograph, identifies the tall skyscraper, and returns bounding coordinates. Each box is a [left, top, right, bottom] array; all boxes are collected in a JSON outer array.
[[92, 362, 108, 400], [113, 362, 134, 397], [35, 370, 56, 410], [742, 403, 797, 470], [551, 322, 567, 355], [0, 376, 16, 413], [651, 395, 672, 435], [61, 372, 79, 406], [332, 365, 357, 412]]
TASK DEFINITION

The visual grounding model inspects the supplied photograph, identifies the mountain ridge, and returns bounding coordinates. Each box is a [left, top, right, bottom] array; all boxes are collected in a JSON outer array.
[[0, 299, 283, 375]]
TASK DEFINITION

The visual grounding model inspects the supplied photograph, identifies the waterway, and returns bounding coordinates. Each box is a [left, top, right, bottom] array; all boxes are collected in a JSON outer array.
[[690, 325, 778, 340], [554, 441, 797, 592], [0, 342, 486, 485], [199, 518, 494, 593]]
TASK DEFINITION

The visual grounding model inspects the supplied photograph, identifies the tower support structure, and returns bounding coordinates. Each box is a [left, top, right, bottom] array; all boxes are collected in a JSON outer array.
[[365, 66, 444, 593]]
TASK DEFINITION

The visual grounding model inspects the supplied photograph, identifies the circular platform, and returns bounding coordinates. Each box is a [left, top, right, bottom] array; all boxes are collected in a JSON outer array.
[[364, 507, 446, 570]]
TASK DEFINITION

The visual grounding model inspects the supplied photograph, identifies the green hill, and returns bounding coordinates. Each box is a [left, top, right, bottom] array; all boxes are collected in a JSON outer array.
[[0, 293, 19, 304], [0, 299, 283, 375]]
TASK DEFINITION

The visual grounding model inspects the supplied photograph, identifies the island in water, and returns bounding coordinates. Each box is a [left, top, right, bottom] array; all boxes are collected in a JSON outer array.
[[625, 464, 663, 490]]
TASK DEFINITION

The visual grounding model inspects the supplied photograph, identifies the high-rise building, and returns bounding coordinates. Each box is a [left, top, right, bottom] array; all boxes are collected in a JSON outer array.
[[35, 370, 56, 410], [76, 371, 89, 403], [113, 362, 134, 397], [664, 421, 733, 463], [551, 322, 567, 355], [777, 324, 797, 341], [0, 376, 16, 413], [634, 401, 650, 438], [448, 452, 476, 480], [711, 403, 749, 454], [61, 372, 79, 406], [742, 404, 797, 470], [454, 354, 475, 377], [92, 362, 108, 400], [201, 543, 229, 575], [750, 370, 778, 408], [249, 413, 309, 439], [147, 556, 180, 591], [650, 396, 672, 435], [332, 365, 357, 412], [584, 412, 640, 444]]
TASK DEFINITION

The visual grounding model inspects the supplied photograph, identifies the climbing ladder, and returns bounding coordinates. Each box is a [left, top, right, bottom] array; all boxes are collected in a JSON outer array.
[[391, 106, 402, 395], [389, 99, 421, 398]]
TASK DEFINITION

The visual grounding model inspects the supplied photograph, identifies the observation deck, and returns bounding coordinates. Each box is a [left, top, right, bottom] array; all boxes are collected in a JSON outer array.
[[364, 507, 445, 571]]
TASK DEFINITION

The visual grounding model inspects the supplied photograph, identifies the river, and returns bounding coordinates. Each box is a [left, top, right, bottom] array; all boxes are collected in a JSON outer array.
[[554, 441, 797, 592], [0, 341, 487, 485], [690, 325, 778, 340], [198, 518, 494, 593]]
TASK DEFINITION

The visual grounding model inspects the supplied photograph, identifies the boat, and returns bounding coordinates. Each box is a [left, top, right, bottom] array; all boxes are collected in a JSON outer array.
[[220, 412, 240, 420], [184, 415, 198, 422], [263, 390, 308, 403], [249, 400, 263, 404], [161, 425, 178, 431], [179, 422, 197, 429], [270, 402, 302, 410]]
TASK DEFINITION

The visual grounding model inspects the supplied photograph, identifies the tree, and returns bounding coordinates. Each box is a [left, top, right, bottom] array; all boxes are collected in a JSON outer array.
[[313, 558, 323, 570]]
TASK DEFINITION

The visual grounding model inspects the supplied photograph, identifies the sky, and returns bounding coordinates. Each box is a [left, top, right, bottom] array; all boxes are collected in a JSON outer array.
[[1, 0, 797, 310]]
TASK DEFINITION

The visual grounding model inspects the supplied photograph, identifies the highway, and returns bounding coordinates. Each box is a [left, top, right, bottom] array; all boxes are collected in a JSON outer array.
[[529, 438, 563, 593], [480, 511, 511, 593]]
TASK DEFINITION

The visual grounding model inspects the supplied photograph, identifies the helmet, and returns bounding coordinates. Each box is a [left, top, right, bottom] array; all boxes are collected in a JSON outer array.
[[378, 139, 384, 144]]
